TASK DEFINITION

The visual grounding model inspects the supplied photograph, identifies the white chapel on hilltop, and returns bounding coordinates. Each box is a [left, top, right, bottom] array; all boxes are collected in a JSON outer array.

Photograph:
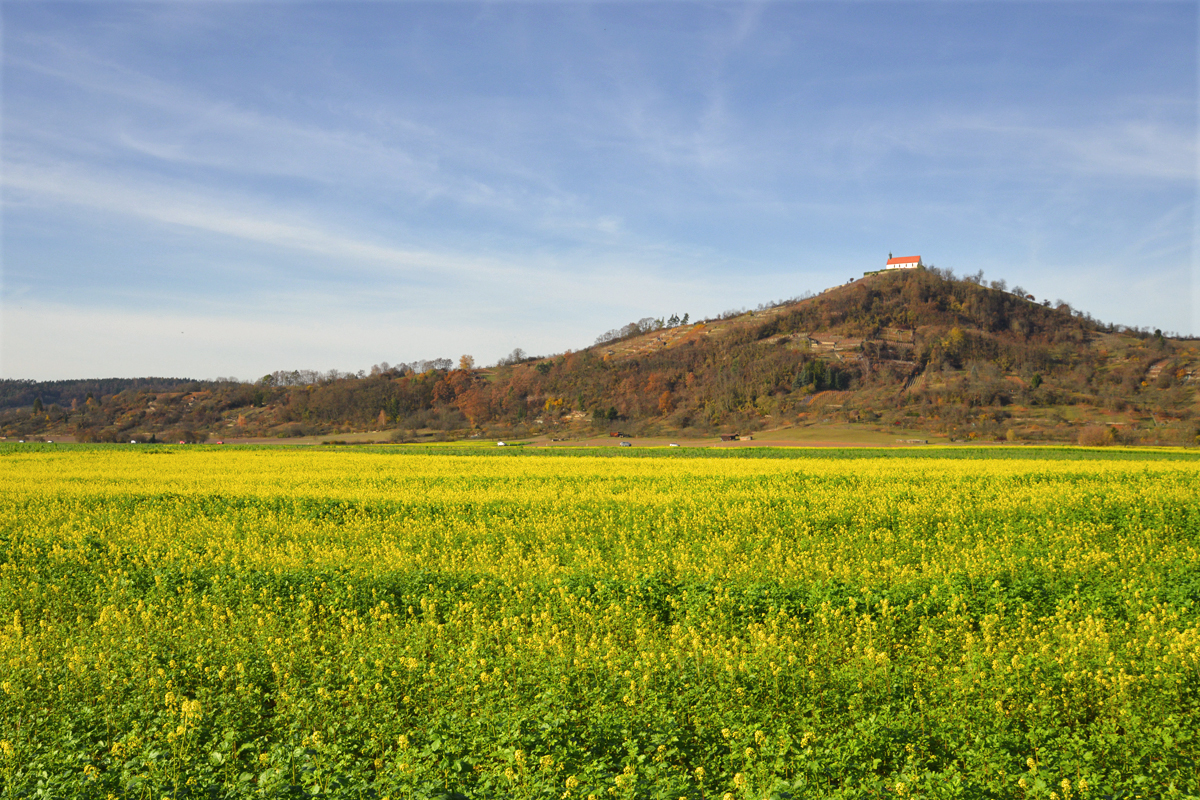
[[885, 254, 923, 270]]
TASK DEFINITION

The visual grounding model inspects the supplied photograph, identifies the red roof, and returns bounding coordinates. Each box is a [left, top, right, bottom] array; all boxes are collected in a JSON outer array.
[[886, 255, 922, 265]]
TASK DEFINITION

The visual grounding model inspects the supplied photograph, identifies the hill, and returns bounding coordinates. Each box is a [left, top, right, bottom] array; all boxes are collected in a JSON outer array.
[[3, 269, 1198, 445]]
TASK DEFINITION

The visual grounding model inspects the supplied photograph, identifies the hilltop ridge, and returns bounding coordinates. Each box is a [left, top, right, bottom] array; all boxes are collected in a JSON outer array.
[[3, 269, 1197, 446]]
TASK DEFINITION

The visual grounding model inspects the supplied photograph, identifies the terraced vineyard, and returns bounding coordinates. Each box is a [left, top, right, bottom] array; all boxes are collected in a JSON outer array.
[[1, 444, 1198, 798]]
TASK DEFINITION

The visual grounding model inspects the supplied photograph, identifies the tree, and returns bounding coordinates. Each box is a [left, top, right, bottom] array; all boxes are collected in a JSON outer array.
[[432, 379, 455, 405], [943, 327, 966, 360], [459, 355, 475, 371], [32, 397, 43, 415], [456, 385, 491, 427], [497, 348, 526, 367]]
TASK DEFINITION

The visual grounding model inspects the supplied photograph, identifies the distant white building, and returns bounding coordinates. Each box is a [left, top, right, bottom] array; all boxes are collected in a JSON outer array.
[[886, 255, 923, 270]]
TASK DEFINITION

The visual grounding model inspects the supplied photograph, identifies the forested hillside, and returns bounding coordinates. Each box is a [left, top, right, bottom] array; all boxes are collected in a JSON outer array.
[[3, 269, 1197, 445]]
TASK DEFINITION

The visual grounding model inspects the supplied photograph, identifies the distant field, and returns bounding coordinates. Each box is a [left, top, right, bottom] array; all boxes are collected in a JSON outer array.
[[1, 445, 1198, 797]]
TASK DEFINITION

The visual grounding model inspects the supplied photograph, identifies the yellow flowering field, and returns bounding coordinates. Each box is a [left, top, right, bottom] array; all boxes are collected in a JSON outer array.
[[0, 444, 1197, 798]]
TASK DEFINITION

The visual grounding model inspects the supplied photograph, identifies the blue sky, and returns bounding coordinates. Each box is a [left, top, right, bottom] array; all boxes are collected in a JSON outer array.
[[2, 1, 1196, 380]]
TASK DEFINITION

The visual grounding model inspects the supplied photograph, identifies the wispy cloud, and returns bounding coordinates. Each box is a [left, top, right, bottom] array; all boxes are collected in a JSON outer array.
[[4, 34, 594, 222], [952, 115, 1196, 183], [1, 160, 500, 281], [845, 110, 1197, 185], [1, 156, 737, 323]]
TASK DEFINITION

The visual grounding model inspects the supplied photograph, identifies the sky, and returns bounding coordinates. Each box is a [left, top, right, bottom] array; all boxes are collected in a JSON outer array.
[[1, 1, 1196, 381]]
